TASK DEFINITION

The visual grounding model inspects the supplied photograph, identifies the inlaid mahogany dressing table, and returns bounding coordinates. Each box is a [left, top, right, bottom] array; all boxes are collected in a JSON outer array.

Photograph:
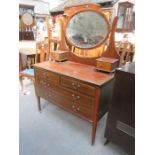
[[34, 3, 120, 145]]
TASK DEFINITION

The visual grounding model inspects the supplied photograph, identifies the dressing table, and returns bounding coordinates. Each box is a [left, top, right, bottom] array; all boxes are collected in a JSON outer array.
[[34, 3, 119, 145]]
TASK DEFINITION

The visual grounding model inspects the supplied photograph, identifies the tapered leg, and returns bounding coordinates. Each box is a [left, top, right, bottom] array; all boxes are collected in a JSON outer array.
[[92, 122, 97, 145], [37, 96, 41, 111], [104, 139, 110, 145], [91, 87, 101, 145]]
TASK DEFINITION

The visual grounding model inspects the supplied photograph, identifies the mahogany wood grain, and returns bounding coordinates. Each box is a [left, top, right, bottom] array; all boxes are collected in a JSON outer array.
[[34, 61, 114, 144], [33, 3, 117, 145], [102, 17, 120, 60], [34, 61, 114, 86]]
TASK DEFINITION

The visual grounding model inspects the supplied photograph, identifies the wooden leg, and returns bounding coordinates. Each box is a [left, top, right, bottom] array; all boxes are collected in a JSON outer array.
[[91, 87, 101, 145], [37, 96, 41, 111], [104, 139, 110, 145], [91, 121, 97, 145]]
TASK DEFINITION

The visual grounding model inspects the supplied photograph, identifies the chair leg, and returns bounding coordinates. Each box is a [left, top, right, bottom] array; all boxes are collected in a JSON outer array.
[[19, 75, 24, 91]]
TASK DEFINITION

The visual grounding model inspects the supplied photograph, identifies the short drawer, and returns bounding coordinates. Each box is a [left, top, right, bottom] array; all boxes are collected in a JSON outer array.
[[35, 68, 59, 86], [60, 76, 96, 97]]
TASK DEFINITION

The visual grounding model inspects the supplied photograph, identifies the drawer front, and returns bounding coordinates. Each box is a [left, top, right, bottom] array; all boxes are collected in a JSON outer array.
[[36, 85, 93, 120], [71, 103, 93, 120], [52, 86, 94, 110], [35, 68, 59, 86], [96, 61, 112, 72], [60, 76, 96, 97]]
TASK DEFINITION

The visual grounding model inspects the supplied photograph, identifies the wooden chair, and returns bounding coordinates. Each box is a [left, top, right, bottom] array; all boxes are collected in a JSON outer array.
[[19, 40, 49, 91], [117, 41, 133, 66]]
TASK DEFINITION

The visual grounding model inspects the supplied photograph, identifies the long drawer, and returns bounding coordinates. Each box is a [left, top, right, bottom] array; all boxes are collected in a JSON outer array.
[[52, 85, 94, 110], [35, 68, 60, 87], [35, 85, 93, 121], [60, 76, 96, 97]]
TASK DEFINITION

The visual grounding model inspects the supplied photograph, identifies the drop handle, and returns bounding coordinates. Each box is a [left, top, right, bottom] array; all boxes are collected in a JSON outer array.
[[72, 94, 76, 100], [72, 82, 77, 89], [47, 83, 50, 87], [72, 105, 75, 109], [76, 107, 80, 111], [72, 105, 77, 112], [72, 94, 80, 100], [72, 82, 76, 86], [76, 96, 80, 100]]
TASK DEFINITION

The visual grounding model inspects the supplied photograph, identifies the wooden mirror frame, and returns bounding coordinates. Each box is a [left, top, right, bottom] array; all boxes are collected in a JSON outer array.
[[61, 3, 119, 66], [64, 3, 110, 50]]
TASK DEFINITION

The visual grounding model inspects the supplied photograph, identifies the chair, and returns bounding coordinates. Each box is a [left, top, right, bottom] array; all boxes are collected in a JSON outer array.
[[19, 39, 49, 92], [117, 41, 133, 66]]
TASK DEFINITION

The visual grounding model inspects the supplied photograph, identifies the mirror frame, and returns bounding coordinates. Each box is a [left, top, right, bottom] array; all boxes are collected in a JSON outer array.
[[64, 4, 110, 50]]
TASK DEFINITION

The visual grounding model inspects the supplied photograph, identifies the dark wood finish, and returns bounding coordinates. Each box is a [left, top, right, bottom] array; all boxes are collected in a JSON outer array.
[[96, 57, 119, 72], [19, 31, 34, 40], [104, 62, 135, 154], [34, 61, 114, 144], [19, 5, 35, 41]]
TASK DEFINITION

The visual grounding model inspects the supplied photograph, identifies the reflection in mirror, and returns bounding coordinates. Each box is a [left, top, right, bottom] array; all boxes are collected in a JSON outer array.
[[66, 11, 109, 49]]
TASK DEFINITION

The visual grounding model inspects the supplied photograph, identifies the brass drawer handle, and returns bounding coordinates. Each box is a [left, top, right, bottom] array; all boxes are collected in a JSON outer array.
[[40, 80, 50, 87], [47, 83, 50, 87], [72, 94, 80, 100], [42, 72, 48, 79], [76, 107, 80, 112], [72, 94, 76, 100], [72, 82, 77, 89], [72, 105, 75, 109], [72, 105, 77, 112], [76, 96, 80, 100], [71, 105, 80, 112], [72, 82, 75, 86]]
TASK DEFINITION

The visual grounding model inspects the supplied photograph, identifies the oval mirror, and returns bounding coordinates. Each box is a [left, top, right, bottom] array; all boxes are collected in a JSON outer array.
[[66, 11, 110, 49]]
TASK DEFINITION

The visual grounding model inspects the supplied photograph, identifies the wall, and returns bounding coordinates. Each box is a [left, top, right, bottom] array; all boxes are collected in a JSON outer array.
[[19, 0, 50, 15]]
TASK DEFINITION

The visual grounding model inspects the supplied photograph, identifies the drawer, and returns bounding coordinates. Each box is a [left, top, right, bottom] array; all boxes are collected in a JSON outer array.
[[71, 103, 93, 120], [36, 85, 93, 121], [53, 86, 94, 110], [35, 68, 59, 86], [60, 76, 96, 97], [52, 89, 93, 120]]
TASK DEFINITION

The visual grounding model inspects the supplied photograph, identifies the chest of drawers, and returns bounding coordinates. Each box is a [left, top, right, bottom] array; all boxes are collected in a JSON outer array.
[[34, 61, 114, 144]]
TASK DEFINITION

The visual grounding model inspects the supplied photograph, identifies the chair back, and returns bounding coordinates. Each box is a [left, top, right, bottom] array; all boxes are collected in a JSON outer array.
[[35, 38, 50, 64], [118, 41, 133, 66]]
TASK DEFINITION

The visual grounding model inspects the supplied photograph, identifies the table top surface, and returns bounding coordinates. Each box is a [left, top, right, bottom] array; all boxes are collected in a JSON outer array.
[[34, 61, 114, 86], [19, 40, 36, 55]]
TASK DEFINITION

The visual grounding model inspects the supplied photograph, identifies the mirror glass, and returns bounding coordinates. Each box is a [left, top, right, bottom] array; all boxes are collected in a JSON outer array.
[[66, 11, 109, 49]]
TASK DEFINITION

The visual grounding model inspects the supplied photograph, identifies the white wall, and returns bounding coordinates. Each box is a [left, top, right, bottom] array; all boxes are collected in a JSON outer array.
[[19, 0, 50, 15]]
